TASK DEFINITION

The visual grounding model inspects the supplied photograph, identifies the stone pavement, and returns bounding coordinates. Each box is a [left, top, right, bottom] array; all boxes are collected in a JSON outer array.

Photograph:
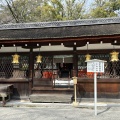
[[0, 98, 119, 120]]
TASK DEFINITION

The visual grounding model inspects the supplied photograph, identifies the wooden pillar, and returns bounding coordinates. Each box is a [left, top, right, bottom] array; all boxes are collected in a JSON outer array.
[[73, 47, 78, 100], [73, 46, 78, 77], [29, 48, 34, 77], [29, 48, 34, 92]]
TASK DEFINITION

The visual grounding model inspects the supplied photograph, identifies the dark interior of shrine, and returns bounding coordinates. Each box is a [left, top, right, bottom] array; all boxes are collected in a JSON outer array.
[[57, 63, 73, 78]]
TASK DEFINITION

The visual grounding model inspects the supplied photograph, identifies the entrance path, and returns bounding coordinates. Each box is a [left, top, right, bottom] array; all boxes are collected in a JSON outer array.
[[0, 98, 120, 120], [0, 106, 120, 120]]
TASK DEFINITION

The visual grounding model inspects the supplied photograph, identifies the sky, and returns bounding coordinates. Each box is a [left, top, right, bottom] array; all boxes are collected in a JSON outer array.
[[86, 0, 94, 5], [85, 0, 94, 9]]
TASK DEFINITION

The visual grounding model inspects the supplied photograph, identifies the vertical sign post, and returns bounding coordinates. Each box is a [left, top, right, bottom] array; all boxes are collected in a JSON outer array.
[[86, 59, 106, 116], [72, 77, 79, 107]]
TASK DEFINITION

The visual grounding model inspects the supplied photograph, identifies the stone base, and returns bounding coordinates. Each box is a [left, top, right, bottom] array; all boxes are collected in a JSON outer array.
[[29, 94, 72, 103]]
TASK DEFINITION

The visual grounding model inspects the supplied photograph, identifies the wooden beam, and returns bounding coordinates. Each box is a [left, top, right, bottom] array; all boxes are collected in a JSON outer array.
[[0, 34, 120, 47]]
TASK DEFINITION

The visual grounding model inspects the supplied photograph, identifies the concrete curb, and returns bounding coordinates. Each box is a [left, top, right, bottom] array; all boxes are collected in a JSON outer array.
[[3, 99, 120, 108]]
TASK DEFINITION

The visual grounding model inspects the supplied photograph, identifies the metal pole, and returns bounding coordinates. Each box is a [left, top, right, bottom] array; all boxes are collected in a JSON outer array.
[[94, 72, 97, 116]]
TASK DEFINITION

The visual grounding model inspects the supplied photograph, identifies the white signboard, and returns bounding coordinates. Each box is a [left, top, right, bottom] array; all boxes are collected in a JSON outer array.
[[86, 59, 106, 116], [87, 59, 105, 73]]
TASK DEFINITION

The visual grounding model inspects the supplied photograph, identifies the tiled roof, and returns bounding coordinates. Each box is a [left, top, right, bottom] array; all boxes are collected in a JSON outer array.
[[0, 17, 120, 30], [0, 17, 120, 41]]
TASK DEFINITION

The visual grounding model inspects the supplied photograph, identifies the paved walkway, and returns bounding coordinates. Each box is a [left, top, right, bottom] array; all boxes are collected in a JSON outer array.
[[0, 98, 119, 120], [0, 106, 120, 120]]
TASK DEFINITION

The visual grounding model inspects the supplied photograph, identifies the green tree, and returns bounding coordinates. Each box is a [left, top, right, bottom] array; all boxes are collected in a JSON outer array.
[[40, 0, 64, 21], [64, 0, 86, 20], [89, 0, 120, 18], [0, 0, 45, 23], [0, 0, 86, 23]]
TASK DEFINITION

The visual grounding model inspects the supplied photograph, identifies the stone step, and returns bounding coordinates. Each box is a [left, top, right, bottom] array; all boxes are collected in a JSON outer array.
[[32, 87, 74, 94], [33, 78, 53, 87], [29, 93, 73, 103]]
